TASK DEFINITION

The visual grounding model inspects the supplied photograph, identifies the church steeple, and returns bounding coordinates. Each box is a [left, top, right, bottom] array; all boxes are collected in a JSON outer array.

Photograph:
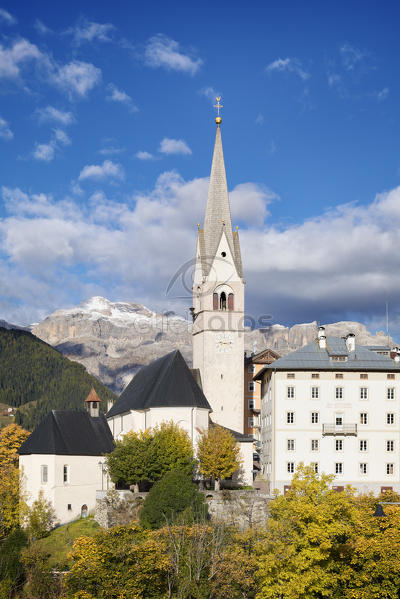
[[199, 110, 243, 278]]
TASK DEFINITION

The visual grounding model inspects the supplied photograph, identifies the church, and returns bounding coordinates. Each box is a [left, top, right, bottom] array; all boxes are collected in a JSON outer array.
[[19, 104, 254, 524]]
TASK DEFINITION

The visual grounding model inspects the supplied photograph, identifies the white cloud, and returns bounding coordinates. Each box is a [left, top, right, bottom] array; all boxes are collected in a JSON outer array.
[[51, 60, 101, 98], [106, 83, 138, 112], [144, 34, 202, 75], [78, 160, 124, 182], [99, 146, 124, 156], [0, 38, 42, 79], [34, 19, 52, 35], [255, 113, 264, 125], [377, 87, 389, 102], [266, 57, 310, 81], [68, 19, 115, 45], [199, 86, 221, 103], [340, 43, 365, 71], [159, 138, 192, 156], [0, 8, 16, 25], [33, 128, 71, 162], [4, 175, 400, 336], [135, 151, 155, 160], [36, 105, 74, 125], [0, 116, 13, 140]]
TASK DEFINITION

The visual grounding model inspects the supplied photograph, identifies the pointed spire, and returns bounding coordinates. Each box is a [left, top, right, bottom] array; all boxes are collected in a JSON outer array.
[[203, 123, 235, 262]]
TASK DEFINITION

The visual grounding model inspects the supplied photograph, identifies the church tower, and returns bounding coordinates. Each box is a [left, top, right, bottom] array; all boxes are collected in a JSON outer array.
[[192, 101, 245, 433]]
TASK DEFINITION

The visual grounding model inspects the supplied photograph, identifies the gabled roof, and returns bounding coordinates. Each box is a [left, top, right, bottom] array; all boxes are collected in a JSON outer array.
[[245, 348, 280, 365], [107, 350, 212, 418], [18, 411, 114, 456], [254, 336, 400, 379]]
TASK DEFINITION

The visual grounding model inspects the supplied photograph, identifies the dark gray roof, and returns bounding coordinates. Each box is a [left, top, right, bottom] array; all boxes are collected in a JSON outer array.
[[210, 421, 254, 443], [254, 336, 400, 379], [107, 350, 212, 418], [18, 411, 115, 456]]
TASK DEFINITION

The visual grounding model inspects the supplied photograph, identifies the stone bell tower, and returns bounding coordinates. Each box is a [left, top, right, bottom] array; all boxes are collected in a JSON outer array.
[[192, 100, 245, 433]]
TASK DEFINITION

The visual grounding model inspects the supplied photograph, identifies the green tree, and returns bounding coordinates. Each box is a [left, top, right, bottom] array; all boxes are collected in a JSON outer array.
[[106, 421, 194, 489], [24, 490, 57, 541], [140, 470, 206, 530], [197, 425, 241, 490], [106, 430, 153, 491], [256, 464, 358, 599]]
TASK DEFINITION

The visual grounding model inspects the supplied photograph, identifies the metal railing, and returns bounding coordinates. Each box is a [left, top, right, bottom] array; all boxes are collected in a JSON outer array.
[[322, 423, 357, 436]]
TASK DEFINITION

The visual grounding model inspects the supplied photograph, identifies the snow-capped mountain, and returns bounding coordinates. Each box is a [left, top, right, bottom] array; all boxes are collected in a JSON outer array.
[[31, 296, 396, 394]]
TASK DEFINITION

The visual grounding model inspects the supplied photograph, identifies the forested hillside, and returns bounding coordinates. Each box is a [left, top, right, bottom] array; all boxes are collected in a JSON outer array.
[[0, 327, 116, 430]]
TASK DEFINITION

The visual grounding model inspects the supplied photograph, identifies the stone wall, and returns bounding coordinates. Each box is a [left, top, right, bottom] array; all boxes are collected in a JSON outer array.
[[95, 489, 272, 530]]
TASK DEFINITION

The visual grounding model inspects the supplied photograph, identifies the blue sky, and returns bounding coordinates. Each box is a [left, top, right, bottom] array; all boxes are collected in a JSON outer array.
[[1, 0, 400, 336]]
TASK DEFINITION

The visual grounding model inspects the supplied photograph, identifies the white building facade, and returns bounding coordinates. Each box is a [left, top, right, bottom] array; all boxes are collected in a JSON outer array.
[[257, 330, 400, 495]]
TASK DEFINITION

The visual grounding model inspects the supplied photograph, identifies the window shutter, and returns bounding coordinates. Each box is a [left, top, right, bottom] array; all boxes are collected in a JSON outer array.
[[228, 293, 234, 311], [213, 293, 218, 310]]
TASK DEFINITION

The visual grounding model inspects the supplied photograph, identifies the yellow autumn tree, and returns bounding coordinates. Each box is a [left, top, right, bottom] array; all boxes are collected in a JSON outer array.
[[197, 425, 241, 490], [0, 423, 30, 537]]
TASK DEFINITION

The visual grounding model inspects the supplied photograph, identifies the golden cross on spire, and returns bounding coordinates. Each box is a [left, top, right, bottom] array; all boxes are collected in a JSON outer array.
[[214, 97, 223, 116]]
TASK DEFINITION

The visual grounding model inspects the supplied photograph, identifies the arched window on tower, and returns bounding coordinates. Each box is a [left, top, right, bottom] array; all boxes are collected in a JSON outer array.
[[228, 293, 234, 311], [213, 293, 218, 310], [220, 292, 227, 310]]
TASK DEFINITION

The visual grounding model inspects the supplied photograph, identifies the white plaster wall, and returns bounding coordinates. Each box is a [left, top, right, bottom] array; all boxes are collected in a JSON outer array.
[[261, 370, 400, 495], [238, 442, 254, 487], [20, 454, 109, 525], [107, 407, 210, 449]]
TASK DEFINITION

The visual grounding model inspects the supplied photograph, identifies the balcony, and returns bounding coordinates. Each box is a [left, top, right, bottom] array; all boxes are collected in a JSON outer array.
[[323, 424, 357, 436]]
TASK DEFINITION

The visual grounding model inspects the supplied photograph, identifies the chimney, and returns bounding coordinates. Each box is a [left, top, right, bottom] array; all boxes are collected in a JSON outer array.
[[317, 326, 325, 339], [345, 333, 356, 353], [318, 335, 326, 349], [392, 347, 400, 363], [85, 387, 101, 418], [107, 399, 114, 412]]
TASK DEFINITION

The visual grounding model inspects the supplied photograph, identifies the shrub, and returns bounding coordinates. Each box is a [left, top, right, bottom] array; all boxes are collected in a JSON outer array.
[[140, 470, 207, 529]]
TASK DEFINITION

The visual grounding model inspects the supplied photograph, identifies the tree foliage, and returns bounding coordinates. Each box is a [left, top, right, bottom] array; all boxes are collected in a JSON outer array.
[[106, 421, 194, 488], [197, 425, 241, 488], [23, 490, 57, 542], [0, 327, 116, 431], [0, 424, 30, 538], [139, 470, 206, 529]]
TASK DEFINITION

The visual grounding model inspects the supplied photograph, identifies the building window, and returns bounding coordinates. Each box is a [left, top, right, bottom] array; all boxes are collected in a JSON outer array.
[[335, 439, 343, 451], [40, 465, 48, 484], [360, 373, 368, 379], [67, 504, 72, 511], [311, 412, 319, 424], [360, 412, 368, 425], [335, 373, 343, 379], [287, 373, 295, 379], [248, 417, 255, 428], [332, 355, 347, 362], [287, 462, 295, 474], [359, 440, 368, 452], [287, 412, 295, 424], [311, 462, 319, 474], [287, 439, 295, 451], [387, 387, 395, 400], [386, 463, 394, 475], [387, 413, 395, 425], [287, 386, 295, 399], [63, 464, 70, 484], [248, 382, 255, 392], [335, 414, 343, 426], [360, 387, 368, 400], [311, 373, 319, 379], [311, 386, 319, 399], [386, 440, 394, 452], [359, 463, 367, 475], [248, 364, 256, 374], [335, 463, 343, 475], [248, 398, 255, 409], [311, 439, 319, 451], [387, 373, 395, 380], [335, 387, 343, 399]]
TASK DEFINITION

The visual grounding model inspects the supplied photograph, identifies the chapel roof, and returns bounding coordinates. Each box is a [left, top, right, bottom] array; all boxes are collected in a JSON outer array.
[[107, 350, 212, 418], [18, 411, 115, 456], [85, 387, 101, 403]]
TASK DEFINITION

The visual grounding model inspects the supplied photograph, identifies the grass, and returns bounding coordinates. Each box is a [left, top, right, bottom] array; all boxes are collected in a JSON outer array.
[[34, 516, 100, 570]]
